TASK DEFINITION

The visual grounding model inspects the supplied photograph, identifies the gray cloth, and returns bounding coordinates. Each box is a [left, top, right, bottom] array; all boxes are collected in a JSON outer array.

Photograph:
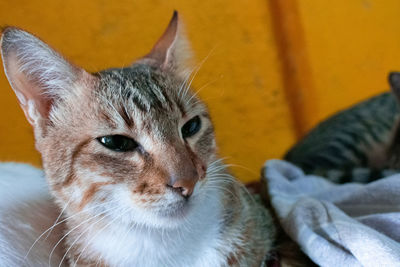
[[263, 160, 400, 267]]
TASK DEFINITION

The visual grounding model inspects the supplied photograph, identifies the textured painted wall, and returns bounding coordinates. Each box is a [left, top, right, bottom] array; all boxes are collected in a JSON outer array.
[[297, 0, 400, 126], [0, 0, 295, 182]]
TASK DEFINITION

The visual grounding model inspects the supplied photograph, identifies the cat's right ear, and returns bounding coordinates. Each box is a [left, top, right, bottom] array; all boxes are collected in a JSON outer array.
[[139, 11, 193, 77], [389, 72, 400, 101], [0, 27, 92, 126]]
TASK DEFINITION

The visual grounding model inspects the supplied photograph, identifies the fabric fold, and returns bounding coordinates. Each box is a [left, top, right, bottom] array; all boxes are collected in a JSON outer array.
[[263, 160, 400, 267]]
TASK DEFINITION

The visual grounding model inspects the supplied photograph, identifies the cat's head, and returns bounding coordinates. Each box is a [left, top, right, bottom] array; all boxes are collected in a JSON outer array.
[[1, 12, 219, 228]]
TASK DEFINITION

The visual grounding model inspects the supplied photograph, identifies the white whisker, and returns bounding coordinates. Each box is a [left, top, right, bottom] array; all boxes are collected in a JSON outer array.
[[181, 47, 216, 102], [49, 202, 119, 267], [24, 200, 118, 264], [71, 207, 131, 267]]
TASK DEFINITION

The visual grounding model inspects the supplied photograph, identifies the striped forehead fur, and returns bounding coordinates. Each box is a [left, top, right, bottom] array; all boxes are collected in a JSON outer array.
[[98, 65, 170, 112], [93, 64, 205, 132]]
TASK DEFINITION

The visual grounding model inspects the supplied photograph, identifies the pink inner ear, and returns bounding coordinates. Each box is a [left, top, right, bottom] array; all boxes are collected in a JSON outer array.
[[6, 52, 53, 125], [146, 11, 179, 65]]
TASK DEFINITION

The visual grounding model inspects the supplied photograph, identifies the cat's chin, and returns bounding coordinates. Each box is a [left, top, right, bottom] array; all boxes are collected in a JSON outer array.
[[156, 199, 190, 219], [148, 198, 197, 229], [119, 200, 194, 230]]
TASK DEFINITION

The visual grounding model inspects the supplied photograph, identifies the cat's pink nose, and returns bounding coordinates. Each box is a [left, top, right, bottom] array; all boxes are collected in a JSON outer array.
[[167, 177, 197, 198]]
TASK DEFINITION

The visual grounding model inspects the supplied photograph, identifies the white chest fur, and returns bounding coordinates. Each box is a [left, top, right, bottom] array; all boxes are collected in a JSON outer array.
[[82, 191, 229, 267]]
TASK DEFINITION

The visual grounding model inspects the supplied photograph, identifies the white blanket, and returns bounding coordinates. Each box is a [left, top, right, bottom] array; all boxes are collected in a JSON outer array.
[[0, 163, 64, 266], [263, 160, 400, 267]]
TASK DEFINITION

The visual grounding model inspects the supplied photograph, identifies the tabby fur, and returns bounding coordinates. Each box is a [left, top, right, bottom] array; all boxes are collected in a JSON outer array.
[[285, 73, 400, 183]]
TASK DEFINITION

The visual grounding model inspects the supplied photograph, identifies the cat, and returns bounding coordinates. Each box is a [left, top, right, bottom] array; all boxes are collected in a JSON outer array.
[[0, 11, 289, 267], [285, 72, 400, 183]]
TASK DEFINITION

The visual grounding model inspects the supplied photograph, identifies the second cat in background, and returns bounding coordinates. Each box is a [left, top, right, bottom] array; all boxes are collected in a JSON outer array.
[[286, 72, 400, 183]]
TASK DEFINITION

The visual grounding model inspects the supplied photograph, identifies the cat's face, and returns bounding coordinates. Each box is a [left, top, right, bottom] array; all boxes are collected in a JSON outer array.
[[42, 65, 216, 227], [1, 12, 218, 228]]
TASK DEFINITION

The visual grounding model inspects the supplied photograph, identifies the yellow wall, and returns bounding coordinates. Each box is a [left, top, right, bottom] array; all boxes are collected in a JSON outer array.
[[298, 0, 400, 125], [0, 0, 399, 183]]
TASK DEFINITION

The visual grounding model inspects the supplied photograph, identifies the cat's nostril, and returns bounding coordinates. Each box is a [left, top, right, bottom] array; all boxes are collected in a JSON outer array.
[[166, 181, 194, 198], [179, 187, 191, 198]]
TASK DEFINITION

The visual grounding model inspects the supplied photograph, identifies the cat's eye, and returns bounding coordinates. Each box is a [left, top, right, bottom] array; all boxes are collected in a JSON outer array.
[[97, 135, 138, 152], [181, 116, 201, 139]]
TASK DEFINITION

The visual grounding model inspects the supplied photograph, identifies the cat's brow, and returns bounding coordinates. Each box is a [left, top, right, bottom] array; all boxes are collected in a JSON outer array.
[[119, 105, 134, 128], [99, 111, 118, 129]]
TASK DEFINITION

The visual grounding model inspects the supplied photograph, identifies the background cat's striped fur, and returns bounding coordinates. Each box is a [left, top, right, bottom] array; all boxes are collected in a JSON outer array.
[[285, 73, 400, 183]]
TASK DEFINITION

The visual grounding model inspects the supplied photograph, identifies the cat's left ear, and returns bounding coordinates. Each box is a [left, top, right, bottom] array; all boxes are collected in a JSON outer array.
[[139, 11, 193, 77], [1, 27, 94, 127], [389, 72, 400, 101]]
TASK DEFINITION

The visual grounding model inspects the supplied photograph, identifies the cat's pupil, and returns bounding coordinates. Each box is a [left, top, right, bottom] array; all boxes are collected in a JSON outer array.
[[181, 116, 201, 139], [97, 135, 138, 152]]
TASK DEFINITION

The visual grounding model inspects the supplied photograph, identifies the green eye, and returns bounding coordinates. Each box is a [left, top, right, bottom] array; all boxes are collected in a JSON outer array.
[[181, 116, 201, 139], [97, 135, 138, 152]]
